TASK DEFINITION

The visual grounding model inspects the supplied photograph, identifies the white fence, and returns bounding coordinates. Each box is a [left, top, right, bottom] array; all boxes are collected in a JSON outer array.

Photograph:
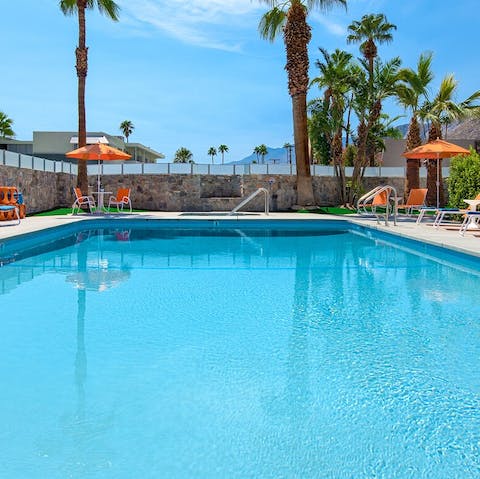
[[1, 150, 78, 175], [1, 149, 450, 177]]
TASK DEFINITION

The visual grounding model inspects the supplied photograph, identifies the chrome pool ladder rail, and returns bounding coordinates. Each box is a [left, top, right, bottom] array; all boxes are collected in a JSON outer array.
[[229, 188, 269, 215], [357, 184, 397, 226]]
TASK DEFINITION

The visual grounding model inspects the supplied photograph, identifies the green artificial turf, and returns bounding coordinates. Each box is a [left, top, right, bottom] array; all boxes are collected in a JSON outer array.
[[297, 206, 356, 215], [33, 206, 355, 217], [32, 207, 146, 216]]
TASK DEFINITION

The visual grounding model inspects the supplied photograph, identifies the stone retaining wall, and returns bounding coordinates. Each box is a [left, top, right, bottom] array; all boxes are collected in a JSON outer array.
[[99, 174, 344, 211], [1, 164, 416, 213], [0, 165, 76, 213]]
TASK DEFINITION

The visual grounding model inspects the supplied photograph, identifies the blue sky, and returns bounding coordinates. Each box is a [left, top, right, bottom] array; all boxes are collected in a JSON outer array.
[[1, 0, 478, 163]]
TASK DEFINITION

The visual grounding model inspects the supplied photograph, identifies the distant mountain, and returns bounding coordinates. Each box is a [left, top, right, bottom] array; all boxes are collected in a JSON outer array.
[[448, 118, 480, 139], [395, 123, 409, 138], [228, 146, 296, 165]]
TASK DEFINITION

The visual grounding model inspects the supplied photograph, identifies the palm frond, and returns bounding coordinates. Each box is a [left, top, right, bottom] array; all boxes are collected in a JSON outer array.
[[258, 7, 286, 42]]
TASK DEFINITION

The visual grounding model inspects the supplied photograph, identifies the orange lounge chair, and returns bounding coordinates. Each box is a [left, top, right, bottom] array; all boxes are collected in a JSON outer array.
[[108, 188, 132, 212], [397, 188, 428, 216], [0, 205, 20, 225], [0, 186, 25, 222], [72, 187, 96, 215]]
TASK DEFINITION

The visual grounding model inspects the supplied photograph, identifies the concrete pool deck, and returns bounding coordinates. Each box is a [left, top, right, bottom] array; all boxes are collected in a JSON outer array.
[[0, 211, 479, 259]]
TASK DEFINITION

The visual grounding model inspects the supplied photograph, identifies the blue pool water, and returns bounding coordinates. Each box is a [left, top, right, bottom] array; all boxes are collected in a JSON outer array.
[[0, 222, 479, 478]]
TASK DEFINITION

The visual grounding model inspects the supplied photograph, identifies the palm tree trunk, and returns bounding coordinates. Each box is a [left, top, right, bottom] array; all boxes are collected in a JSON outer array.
[[404, 116, 421, 198], [405, 159, 420, 194], [332, 130, 346, 204], [284, 3, 315, 207], [76, 2, 89, 193], [426, 122, 444, 206], [345, 92, 353, 147], [292, 93, 314, 205]]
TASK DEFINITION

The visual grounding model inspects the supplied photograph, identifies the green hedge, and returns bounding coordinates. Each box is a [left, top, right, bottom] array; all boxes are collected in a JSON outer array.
[[448, 149, 480, 207]]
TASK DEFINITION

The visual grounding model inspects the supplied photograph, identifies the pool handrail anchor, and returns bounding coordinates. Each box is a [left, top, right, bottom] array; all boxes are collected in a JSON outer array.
[[229, 188, 269, 215], [357, 184, 397, 226]]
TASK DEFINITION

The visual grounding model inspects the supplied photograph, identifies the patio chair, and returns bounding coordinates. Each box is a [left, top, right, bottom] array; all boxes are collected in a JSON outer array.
[[72, 187, 96, 215], [416, 192, 480, 227], [432, 192, 480, 228], [459, 211, 480, 236], [0, 186, 25, 223], [108, 188, 132, 212], [396, 188, 427, 216], [0, 205, 20, 225]]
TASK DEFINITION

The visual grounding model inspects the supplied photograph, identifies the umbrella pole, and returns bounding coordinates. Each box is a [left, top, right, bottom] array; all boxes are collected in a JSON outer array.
[[97, 158, 101, 192], [436, 153, 440, 209]]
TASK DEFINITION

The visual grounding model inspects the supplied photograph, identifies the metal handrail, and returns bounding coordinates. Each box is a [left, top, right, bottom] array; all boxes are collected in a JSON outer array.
[[356, 185, 397, 226], [228, 188, 269, 215]]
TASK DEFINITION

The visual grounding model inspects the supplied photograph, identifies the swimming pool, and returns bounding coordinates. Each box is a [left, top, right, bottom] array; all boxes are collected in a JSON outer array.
[[1, 220, 479, 478]]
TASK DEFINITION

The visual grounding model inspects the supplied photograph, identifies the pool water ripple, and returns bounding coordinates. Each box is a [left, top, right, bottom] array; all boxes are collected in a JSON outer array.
[[0, 226, 479, 478]]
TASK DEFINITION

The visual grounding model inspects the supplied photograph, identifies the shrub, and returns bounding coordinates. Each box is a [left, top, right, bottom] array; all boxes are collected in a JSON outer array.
[[448, 149, 480, 207]]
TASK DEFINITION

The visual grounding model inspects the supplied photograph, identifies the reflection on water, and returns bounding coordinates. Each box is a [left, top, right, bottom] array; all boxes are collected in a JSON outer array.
[[0, 227, 480, 477]]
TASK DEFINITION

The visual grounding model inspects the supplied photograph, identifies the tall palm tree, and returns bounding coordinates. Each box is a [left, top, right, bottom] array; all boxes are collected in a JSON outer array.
[[348, 56, 402, 204], [258, 0, 346, 207], [60, 0, 120, 193], [397, 52, 434, 198], [119, 120, 134, 143], [420, 74, 480, 205], [207, 147, 217, 164], [218, 144, 229, 164], [0, 111, 15, 138], [310, 48, 354, 204], [283, 142, 293, 164], [173, 147, 194, 163], [347, 13, 396, 92]]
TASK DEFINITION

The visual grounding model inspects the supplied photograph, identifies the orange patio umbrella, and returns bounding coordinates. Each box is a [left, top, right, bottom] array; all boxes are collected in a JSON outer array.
[[66, 142, 132, 193], [403, 139, 469, 208]]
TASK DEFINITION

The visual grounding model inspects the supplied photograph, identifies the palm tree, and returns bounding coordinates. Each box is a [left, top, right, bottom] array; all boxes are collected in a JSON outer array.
[[218, 144, 229, 164], [60, 0, 120, 193], [283, 142, 293, 164], [310, 48, 354, 203], [347, 13, 396, 92], [258, 0, 346, 206], [0, 111, 15, 138], [348, 56, 402, 204], [347, 13, 397, 199], [420, 74, 480, 205], [397, 52, 434, 198], [253, 146, 261, 162], [207, 147, 217, 164], [257, 144, 268, 163], [173, 147, 194, 163], [119, 120, 134, 143]]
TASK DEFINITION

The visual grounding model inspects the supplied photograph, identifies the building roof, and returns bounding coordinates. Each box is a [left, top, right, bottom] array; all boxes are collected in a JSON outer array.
[[69, 136, 109, 144], [126, 143, 165, 159]]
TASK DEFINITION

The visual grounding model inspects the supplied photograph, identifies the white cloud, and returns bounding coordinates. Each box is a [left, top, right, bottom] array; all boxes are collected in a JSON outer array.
[[312, 14, 347, 36], [117, 0, 349, 51], [117, 0, 264, 51]]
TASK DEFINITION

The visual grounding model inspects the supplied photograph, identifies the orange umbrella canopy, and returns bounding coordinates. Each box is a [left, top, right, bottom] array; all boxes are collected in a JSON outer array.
[[66, 142, 131, 161], [403, 139, 469, 159]]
